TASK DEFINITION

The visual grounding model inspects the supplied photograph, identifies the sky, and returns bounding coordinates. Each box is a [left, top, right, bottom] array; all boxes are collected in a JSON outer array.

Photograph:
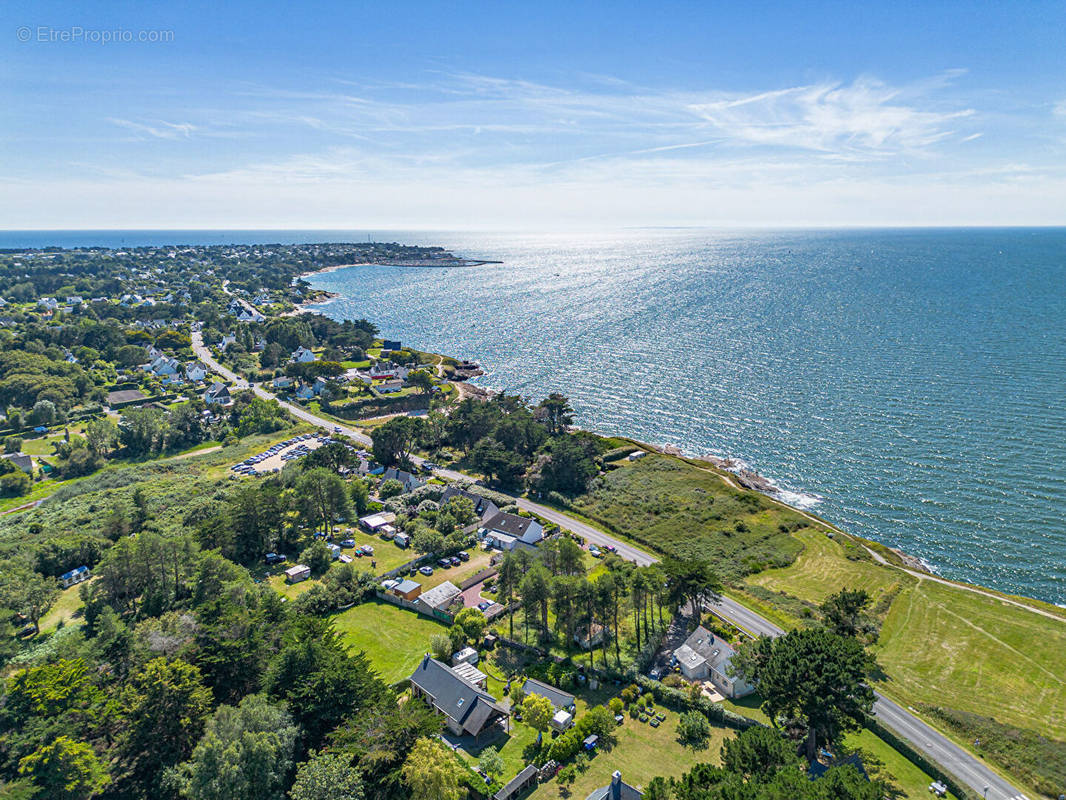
[[3, 0, 1066, 229]]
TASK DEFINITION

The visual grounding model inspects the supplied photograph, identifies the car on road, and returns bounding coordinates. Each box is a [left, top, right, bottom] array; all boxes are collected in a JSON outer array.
[[419, 566, 434, 576], [423, 462, 439, 470], [332, 426, 342, 433]]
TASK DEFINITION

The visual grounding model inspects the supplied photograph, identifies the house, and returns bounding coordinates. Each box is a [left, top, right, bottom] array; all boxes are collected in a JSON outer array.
[[673, 625, 754, 699], [393, 532, 410, 548], [203, 382, 232, 405], [521, 678, 576, 713], [237, 308, 264, 322], [585, 771, 644, 800], [381, 339, 402, 351], [482, 512, 544, 550], [272, 376, 294, 389], [37, 297, 59, 311], [408, 655, 508, 742], [147, 355, 181, 377], [59, 566, 91, 588], [65, 296, 84, 305], [291, 346, 316, 363], [368, 361, 409, 381], [626, 451, 648, 461], [415, 581, 461, 616], [185, 361, 208, 382], [382, 467, 425, 493], [219, 334, 237, 350], [284, 564, 311, 583], [1, 453, 33, 474], [390, 578, 422, 601], [375, 378, 404, 393], [147, 345, 164, 360], [359, 512, 397, 532], [441, 486, 500, 522], [294, 383, 316, 400]]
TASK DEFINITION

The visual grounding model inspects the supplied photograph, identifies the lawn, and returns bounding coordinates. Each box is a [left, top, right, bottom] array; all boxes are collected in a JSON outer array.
[[331, 599, 447, 684], [38, 583, 87, 634], [418, 548, 494, 591], [335, 527, 413, 575], [529, 709, 731, 799], [844, 728, 959, 800], [738, 527, 1066, 741]]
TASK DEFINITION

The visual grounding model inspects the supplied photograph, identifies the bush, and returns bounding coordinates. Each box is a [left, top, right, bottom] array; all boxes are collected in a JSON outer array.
[[378, 479, 403, 499], [0, 470, 32, 497], [299, 540, 333, 575], [677, 710, 713, 748], [3, 436, 23, 454]]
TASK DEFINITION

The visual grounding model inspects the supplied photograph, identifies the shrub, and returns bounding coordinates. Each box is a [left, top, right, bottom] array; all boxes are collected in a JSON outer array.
[[677, 710, 713, 748], [378, 479, 403, 499]]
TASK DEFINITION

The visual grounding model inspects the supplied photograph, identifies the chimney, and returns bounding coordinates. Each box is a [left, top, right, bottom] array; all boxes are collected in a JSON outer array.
[[612, 770, 621, 784]]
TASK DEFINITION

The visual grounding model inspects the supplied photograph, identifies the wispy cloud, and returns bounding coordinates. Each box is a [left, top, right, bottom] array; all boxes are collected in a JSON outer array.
[[108, 118, 198, 140]]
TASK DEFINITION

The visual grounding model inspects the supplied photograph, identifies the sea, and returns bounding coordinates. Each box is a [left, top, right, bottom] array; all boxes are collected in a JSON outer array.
[[3, 228, 1064, 606]]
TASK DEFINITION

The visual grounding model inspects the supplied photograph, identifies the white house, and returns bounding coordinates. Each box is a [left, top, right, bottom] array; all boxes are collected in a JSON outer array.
[[185, 361, 208, 382], [368, 361, 409, 381], [37, 297, 59, 311], [482, 512, 544, 550], [60, 566, 91, 588], [291, 346, 316, 363], [272, 375, 294, 389], [673, 625, 754, 699], [204, 382, 232, 405]]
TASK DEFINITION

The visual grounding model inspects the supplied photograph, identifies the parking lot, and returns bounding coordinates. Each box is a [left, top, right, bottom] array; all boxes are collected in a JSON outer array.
[[229, 433, 327, 477]]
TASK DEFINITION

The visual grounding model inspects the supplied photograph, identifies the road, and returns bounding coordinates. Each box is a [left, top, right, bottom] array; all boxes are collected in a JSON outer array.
[[191, 330, 1029, 800]]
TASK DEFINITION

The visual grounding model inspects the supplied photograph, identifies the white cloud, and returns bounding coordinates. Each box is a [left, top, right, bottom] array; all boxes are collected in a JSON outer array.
[[108, 118, 198, 140]]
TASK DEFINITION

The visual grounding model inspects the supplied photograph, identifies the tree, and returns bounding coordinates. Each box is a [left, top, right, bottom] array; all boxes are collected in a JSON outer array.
[[349, 478, 370, 515], [729, 635, 774, 686], [430, 633, 452, 662], [677, 710, 713, 749], [820, 587, 878, 642], [28, 399, 57, 427], [401, 738, 466, 800], [411, 526, 444, 556], [720, 725, 800, 779], [451, 607, 486, 646], [0, 568, 58, 635], [297, 468, 352, 535], [3, 435, 22, 454], [17, 736, 108, 800], [520, 693, 554, 738], [300, 540, 334, 576], [173, 694, 298, 800], [663, 557, 722, 628], [290, 750, 365, 800], [0, 468, 32, 496], [519, 565, 551, 640], [407, 370, 434, 394], [117, 658, 213, 798], [468, 437, 525, 488], [372, 416, 420, 468], [477, 747, 504, 782], [378, 478, 404, 499], [756, 629, 876, 760], [536, 393, 574, 436]]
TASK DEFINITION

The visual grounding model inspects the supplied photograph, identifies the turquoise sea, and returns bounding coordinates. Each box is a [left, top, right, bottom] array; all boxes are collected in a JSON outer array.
[[4, 229, 1063, 604]]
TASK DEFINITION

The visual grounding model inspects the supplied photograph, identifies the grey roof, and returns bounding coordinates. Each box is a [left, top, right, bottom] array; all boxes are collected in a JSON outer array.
[[680, 625, 738, 675], [2, 453, 32, 472], [441, 486, 500, 520], [418, 581, 460, 610], [205, 382, 230, 397], [584, 771, 644, 800], [495, 765, 539, 800], [393, 579, 421, 594], [484, 511, 537, 538], [409, 656, 507, 735], [522, 677, 575, 710]]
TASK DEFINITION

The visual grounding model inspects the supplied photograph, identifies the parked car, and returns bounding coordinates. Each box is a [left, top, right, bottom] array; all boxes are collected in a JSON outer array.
[[477, 601, 492, 611], [457, 551, 470, 561], [437, 558, 451, 568], [265, 553, 287, 565], [419, 566, 434, 576], [340, 539, 356, 548], [449, 556, 461, 567], [360, 544, 374, 555]]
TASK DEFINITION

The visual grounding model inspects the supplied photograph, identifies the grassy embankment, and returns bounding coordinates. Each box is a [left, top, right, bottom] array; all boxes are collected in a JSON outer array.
[[564, 453, 1066, 797]]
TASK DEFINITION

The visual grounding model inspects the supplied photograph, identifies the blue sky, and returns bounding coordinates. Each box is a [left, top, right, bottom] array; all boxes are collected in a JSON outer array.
[[3, 0, 1066, 228]]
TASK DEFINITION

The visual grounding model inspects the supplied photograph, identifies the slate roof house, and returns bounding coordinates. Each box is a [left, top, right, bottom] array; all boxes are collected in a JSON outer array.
[[482, 511, 544, 551], [204, 382, 232, 405], [441, 485, 500, 522], [521, 678, 576, 712], [585, 771, 643, 800], [291, 346, 316, 363], [674, 625, 754, 698], [382, 467, 425, 493], [2, 453, 33, 474], [416, 581, 461, 619], [409, 655, 508, 742]]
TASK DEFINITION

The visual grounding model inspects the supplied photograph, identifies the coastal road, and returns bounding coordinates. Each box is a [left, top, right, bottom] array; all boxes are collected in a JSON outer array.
[[190, 333, 1030, 800]]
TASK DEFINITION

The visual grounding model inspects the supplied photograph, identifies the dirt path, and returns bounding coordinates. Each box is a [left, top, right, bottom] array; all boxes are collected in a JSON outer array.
[[169, 445, 222, 460]]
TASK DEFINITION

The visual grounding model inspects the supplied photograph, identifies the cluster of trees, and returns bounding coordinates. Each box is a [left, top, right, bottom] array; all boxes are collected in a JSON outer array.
[[494, 543, 722, 671], [371, 392, 603, 496], [642, 725, 884, 800], [0, 351, 95, 415]]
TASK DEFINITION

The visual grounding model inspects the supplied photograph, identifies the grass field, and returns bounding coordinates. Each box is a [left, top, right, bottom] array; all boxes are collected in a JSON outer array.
[[567, 455, 808, 580], [739, 525, 1066, 741], [331, 600, 447, 684], [38, 583, 86, 634], [529, 710, 730, 799]]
